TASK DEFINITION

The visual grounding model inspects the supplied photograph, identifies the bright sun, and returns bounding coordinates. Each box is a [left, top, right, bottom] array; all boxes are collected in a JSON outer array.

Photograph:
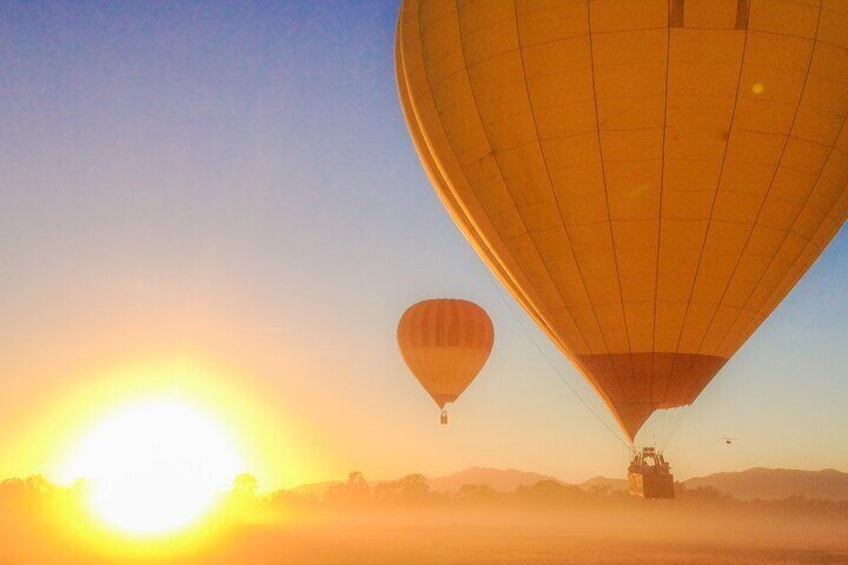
[[63, 396, 244, 536]]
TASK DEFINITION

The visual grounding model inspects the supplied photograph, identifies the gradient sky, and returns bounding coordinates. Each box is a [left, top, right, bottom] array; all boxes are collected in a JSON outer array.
[[2, 1, 846, 490]]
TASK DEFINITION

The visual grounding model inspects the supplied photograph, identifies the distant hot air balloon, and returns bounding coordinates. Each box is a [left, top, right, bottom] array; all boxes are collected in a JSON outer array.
[[396, 0, 847, 450], [397, 299, 494, 423]]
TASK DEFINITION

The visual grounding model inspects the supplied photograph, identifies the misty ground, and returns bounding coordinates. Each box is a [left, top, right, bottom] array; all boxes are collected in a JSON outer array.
[[202, 507, 848, 565], [2, 476, 847, 564]]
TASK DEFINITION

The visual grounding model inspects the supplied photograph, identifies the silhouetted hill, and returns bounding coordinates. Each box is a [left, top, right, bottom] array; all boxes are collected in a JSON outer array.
[[284, 467, 848, 502], [427, 467, 565, 494], [683, 468, 848, 501]]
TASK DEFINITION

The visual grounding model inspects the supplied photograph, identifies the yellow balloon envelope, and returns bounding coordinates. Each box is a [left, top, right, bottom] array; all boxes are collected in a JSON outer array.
[[396, 0, 848, 441], [397, 299, 494, 409]]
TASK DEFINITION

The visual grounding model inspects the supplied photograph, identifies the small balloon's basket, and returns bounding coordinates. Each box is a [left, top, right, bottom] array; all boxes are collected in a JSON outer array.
[[628, 447, 675, 499], [440, 410, 448, 425]]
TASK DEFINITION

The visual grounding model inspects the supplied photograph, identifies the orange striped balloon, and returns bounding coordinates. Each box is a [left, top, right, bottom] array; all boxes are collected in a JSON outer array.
[[397, 299, 494, 409]]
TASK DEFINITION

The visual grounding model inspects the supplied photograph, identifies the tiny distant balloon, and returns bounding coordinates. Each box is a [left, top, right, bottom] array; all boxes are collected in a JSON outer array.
[[397, 299, 494, 420]]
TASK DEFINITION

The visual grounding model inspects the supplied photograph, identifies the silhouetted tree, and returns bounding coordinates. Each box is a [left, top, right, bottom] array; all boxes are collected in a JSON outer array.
[[0, 475, 53, 510], [515, 480, 585, 506], [394, 473, 429, 504], [676, 484, 731, 501], [587, 484, 611, 497], [268, 489, 315, 510], [227, 472, 261, 515], [325, 472, 372, 505], [232, 473, 260, 496], [346, 472, 368, 491], [456, 484, 500, 504]]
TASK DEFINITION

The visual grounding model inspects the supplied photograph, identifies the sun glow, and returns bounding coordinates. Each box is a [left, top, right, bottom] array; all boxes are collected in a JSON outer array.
[[63, 396, 243, 536]]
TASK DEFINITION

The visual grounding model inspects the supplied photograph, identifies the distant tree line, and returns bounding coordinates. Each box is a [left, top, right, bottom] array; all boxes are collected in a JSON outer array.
[[229, 472, 848, 518], [3, 474, 848, 520]]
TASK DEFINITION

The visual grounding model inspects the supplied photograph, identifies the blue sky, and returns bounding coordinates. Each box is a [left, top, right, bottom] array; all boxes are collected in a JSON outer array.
[[1, 1, 846, 488]]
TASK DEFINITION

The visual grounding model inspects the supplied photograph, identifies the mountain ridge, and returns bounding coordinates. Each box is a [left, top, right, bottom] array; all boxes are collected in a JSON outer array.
[[426, 466, 565, 494], [287, 467, 848, 501], [683, 467, 848, 501]]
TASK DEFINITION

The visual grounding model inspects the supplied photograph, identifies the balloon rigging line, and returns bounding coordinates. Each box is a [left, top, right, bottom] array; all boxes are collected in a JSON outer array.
[[659, 405, 690, 454], [478, 265, 632, 451]]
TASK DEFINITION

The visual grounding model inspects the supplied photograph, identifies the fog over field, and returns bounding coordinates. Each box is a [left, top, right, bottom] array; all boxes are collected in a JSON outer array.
[[3, 472, 846, 564]]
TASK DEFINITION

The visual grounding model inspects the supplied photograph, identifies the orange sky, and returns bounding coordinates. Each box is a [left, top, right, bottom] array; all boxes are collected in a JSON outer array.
[[1, 2, 846, 491]]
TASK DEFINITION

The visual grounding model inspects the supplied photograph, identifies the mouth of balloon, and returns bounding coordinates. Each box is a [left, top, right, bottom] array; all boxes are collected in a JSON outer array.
[[577, 352, 727, 439]]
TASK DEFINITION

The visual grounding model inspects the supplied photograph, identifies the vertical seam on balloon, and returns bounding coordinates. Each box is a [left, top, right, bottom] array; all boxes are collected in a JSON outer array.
[[715, 158, 843, 353], [410, 0, 590, 359], [449, 298, 455, 346], [402, 1, 526, 333], [653, 3, 674, 413], [717, 148, 848, 353], [755, 187, 848, 313], [511, 3, 615, 359], [448, 0, 598, 355], [441, 303, 452, 401], [463, 299, 470, 350], [459, 306, 470, 388], [669, 0, 685, 28], [447, 301, 459, 398], [470, 301, 476, 352], [662, 14, 752, 407], [429, 299, 437, 350], [585, 2, 639, 436], [419, 299, 425, 350], [693, 3, 825, 363], [414, 296, 429, 346], [703, 24, 828, 351], [729, 97, 847, 343], [515, 0, 638, 442], [735, 0, 750, 30], [490, 2, 629, 446]]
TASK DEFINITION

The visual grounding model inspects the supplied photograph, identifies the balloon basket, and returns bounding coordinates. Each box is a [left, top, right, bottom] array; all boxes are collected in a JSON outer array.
[[627, 447, 675, 499], [440, 410, 448, 425]]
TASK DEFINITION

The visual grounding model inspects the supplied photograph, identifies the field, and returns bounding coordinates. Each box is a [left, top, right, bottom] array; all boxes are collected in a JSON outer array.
[[206, 507, 848, 565], [5, 497, 846, 564]]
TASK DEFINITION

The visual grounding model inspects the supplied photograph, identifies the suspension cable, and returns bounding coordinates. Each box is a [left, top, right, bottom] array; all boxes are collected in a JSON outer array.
[[659, 405, 690, 454], [479, 266, 632, 451]]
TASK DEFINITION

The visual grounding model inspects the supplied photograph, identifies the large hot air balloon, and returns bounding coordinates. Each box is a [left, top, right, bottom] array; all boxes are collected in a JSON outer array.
[[397, 299, 494, 423], [396, 1, 847, 445]]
